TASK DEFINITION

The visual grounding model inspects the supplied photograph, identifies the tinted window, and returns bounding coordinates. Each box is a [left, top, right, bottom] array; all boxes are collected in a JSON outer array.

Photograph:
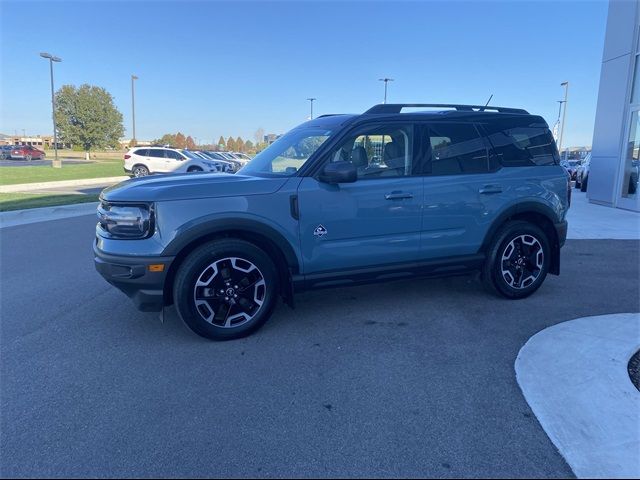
[[166, 150, 184, 160], [422, 123, 489, 175], [483, 119, 559, 166], [134, 148, 149, 156], [330, 124, 413, 179], [147, 149, 166, 158]]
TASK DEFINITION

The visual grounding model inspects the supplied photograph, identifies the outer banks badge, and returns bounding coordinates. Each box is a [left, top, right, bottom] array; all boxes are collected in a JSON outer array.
[[313, 225, 328, 238]]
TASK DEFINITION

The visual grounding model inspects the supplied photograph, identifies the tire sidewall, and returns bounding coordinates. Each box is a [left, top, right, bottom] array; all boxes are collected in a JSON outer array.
[[486, 222, 550, 299], [173, 239, 279, 340]]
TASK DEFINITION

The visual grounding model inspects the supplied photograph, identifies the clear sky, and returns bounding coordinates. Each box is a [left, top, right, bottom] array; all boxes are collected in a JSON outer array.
[[1, 0, 608, 147]]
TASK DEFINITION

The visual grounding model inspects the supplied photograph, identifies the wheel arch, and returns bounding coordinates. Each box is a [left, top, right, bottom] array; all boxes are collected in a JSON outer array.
[[162, 219, 300, 306], [480, 202, 562, 275]]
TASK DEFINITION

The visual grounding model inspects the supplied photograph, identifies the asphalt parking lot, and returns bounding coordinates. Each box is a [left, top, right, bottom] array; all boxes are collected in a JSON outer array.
[[1, 214, 638, 478]]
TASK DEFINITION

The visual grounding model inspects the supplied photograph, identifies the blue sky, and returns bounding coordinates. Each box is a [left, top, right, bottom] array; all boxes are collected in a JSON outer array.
[[1, 0, 607, 146]]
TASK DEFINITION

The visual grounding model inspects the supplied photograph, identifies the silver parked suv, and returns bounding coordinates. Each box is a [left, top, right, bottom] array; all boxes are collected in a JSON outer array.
[[123, 146, 227, 177]]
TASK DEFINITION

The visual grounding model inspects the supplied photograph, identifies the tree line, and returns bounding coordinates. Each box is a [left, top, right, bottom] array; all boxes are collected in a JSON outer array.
[[52, 83, 271, 153], [152, 134, 260, 153]]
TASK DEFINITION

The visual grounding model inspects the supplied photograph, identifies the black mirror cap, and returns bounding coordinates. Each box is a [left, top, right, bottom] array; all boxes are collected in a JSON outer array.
[[319, 161, 357, 184]]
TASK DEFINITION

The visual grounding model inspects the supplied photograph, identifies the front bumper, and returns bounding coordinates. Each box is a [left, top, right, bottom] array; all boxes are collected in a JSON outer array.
[[94, 242, 174, 312]]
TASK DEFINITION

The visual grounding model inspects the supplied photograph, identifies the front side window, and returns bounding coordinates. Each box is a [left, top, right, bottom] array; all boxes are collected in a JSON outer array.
[[422, 123, 489, 175], [166, 150, 184, 160], [330, 124, 413, 179], [240, 127, 332, 176]]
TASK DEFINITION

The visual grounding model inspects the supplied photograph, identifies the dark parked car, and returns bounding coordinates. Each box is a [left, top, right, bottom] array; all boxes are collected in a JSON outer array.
[[95, 103, 570, 340], [575, 153, 591, 192], [0, 145, 15, 159]]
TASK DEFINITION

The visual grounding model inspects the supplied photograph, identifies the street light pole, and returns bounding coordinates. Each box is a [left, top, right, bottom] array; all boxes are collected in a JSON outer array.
[[40, 52, 62, 168], [131, 75, 138, 146], [558, 81, 569, 160], [378, 78, 394, 104], [307, 98, 316, 119]]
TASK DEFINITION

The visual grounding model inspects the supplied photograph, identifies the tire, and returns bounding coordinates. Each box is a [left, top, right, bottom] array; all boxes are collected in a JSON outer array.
[[481, 221, 550, 299], [173, 239, 279, 340], [187, 166, 203, 173], [132, 165, 149, 177], [574, 177, 581, 189], [580, 175, 588, 192]]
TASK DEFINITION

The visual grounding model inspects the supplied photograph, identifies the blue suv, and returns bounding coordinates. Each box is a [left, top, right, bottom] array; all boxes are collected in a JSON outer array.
[[95, 103, 570, 340]]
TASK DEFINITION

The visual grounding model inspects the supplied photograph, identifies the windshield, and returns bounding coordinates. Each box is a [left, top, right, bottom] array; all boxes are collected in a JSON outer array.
[[240, 127, 333, 176]]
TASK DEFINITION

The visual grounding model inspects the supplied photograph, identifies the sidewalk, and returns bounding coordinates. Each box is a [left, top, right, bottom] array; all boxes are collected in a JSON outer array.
[[0, 176, 128, 194], [516, 313, 640, 478], [567, 191, 639, 239]]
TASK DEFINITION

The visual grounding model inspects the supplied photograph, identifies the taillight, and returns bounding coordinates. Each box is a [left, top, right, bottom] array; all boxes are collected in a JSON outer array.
[[124, 154, 131, 159]]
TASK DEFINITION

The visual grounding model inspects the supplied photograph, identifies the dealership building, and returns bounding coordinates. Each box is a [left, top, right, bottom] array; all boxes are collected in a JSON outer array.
[[591, 0, 640, 211]]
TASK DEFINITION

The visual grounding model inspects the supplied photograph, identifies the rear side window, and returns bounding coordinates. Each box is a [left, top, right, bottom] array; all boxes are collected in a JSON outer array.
[[483, 120, 559, 166], [148, 149, 166, 158], [421, 123, 489, 175]]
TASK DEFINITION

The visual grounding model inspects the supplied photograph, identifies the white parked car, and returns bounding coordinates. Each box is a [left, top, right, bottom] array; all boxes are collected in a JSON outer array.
[[123, 147, 227, 177]]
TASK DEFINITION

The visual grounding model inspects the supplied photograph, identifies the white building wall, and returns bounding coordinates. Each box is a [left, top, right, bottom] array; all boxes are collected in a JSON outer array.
[[590, 0, 640, 211]]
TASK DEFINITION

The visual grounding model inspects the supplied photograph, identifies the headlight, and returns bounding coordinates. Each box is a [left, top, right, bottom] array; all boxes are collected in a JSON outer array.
[[97, 202, 153, 239]]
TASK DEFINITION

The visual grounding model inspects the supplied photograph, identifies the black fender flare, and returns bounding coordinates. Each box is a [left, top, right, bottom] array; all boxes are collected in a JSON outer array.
[[480, 201, 563, 275], [162, 216, 300, 272]]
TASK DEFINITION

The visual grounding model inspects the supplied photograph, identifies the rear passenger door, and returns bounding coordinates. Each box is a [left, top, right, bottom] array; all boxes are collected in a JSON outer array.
[[417, 122, 504, 259]]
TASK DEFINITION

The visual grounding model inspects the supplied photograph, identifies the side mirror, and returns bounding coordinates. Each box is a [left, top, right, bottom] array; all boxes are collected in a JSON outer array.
[[318, 161, 357, 184]]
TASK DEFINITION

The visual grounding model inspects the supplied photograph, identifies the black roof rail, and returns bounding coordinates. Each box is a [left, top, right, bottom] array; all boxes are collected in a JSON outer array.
[[365, 103, 529, 115]]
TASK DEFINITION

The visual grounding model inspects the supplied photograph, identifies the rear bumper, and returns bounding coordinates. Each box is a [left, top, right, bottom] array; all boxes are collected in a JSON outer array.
[[94, 242, 174, 312]]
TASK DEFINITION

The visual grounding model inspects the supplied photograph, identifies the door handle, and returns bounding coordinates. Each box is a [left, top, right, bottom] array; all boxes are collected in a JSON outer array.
[[385, 192, 413, 200], [479, 185, 503, 194]]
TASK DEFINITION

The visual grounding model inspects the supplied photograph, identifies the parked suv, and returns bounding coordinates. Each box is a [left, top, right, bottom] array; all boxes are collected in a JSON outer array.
[[96, 103, 570, 340], [123, 147, 225, 177]]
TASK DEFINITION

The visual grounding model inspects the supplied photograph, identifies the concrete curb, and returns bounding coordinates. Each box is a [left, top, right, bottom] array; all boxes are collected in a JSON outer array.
[[0, 176, 128, 193], [0, 202, 99, 229], [516, 313, 640, 478]]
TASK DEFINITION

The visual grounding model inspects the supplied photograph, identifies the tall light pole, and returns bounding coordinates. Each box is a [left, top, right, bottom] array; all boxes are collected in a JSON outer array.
[[307, 98, 316, 120], [378, 77, 394, 104], [131, 75, 138, 146], [40, 52, 62, 168], [558, 81, 569, 160]]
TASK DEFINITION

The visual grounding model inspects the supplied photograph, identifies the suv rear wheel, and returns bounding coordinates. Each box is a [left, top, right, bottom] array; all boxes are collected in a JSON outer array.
[[173, 239, 279, 340], [132, 165, 149, 177], [482, 221, 550, 299]]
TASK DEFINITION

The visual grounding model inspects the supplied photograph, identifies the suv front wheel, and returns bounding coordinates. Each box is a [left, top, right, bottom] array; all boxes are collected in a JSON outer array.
[[482, 221, 550, 299], [173, 239, 279, 340]]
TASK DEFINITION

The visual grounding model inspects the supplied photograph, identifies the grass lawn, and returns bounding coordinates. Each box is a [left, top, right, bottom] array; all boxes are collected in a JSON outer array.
[[0, 161, 124, 186], [0, 193, 100, 212]]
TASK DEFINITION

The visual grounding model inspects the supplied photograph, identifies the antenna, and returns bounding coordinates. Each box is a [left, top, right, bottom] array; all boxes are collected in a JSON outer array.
[[484, 94, 493, 107]]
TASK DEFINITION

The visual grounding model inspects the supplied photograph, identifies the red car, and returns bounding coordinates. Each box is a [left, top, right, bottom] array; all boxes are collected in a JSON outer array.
[[9, 145, 45, 161]]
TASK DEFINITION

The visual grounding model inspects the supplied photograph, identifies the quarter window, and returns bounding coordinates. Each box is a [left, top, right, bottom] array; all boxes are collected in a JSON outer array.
[[422, 123, 489, 175], [483, 119, 559, 166], [134, 148, 149, 156]]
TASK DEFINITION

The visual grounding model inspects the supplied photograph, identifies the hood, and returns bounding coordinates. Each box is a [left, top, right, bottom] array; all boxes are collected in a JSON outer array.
[[101, 173, 288, 203]]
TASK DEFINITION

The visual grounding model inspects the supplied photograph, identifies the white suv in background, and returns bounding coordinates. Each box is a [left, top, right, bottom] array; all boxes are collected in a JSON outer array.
[[124, 147, 225, 177]]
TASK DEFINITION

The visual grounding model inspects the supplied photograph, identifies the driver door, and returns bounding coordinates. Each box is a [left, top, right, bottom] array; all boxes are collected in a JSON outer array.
[[297, 123, 423, 275]]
